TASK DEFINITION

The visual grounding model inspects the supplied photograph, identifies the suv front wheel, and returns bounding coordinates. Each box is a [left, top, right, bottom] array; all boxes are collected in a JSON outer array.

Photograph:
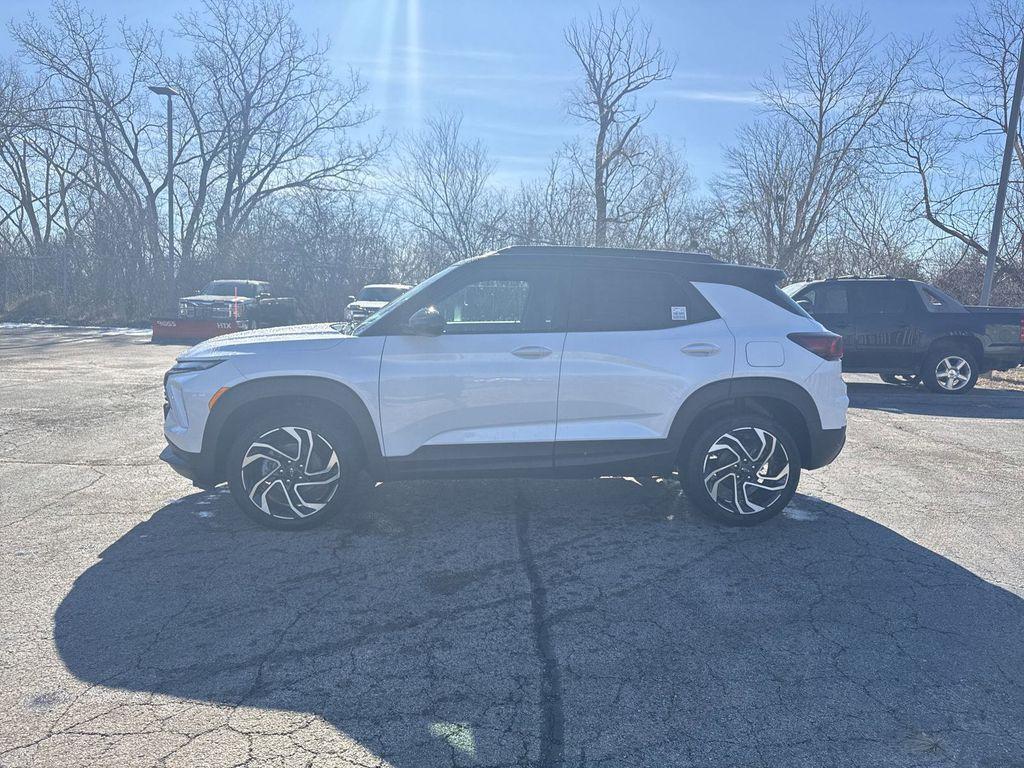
[[681, 415, 801, 526], [226, 409, 360, 529]]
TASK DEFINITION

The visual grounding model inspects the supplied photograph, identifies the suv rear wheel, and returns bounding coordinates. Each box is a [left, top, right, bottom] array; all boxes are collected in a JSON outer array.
[[680, 415, 801, 526], [921, 347, 978, 394], [226, 409, 361, 529]]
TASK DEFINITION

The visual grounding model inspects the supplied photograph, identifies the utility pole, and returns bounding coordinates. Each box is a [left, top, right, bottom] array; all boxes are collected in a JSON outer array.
[[981, 35, 1024, 306], [149, 85, 179, 294]]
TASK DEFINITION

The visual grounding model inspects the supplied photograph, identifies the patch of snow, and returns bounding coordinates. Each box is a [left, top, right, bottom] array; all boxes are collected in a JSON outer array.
[[784, 506, 820, 522], [1, 321, 149, 336]]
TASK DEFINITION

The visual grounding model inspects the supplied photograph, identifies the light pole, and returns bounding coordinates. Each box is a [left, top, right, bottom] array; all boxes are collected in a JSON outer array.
[[981, 35, 1024, 306], [149, 85, 179, 290]]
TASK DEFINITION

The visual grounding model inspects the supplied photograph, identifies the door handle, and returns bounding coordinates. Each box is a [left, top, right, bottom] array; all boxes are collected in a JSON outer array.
[[511, 345, 553, 359], [681, 342, 720, 357]]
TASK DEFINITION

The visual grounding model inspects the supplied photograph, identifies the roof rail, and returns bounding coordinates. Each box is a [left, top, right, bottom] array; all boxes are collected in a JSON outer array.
[[827, 274, 907, 281], [491, 245, 721, 264]]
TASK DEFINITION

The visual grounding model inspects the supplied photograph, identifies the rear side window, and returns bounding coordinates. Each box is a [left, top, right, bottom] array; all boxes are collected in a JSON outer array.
[[916, 284, 964, 313], [850, 283, 911, 314], [569, 269, 716, 332]]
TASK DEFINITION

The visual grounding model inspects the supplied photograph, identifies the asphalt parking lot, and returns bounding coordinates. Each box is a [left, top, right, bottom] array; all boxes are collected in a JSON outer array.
[[1, 325, 1022, 768]]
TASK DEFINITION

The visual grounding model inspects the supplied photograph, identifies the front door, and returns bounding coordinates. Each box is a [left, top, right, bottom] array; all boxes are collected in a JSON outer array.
[[795, 283, 860, 366], [379, 267, 567, 472], [843, 282, 920, 371]]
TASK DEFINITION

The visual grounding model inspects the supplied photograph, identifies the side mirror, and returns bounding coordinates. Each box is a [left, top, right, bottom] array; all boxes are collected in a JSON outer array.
[[347, 295, 355, 303], [407, 306, 446, 336]]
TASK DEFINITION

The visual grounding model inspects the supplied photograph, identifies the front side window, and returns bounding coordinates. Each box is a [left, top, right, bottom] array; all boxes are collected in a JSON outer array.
[[569, 269, 714, 332], [428, 269, 562, 334], [800, 285, 849, 314]]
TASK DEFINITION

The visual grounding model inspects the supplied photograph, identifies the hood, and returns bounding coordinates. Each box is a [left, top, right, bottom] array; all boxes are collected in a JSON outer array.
[[180, 323, 348, 359], [348, 300, 389, 309], [180, 294, 253, 304]]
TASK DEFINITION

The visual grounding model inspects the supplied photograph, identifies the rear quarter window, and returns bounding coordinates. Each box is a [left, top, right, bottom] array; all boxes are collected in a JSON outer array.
[[569, 269, 717, 332]]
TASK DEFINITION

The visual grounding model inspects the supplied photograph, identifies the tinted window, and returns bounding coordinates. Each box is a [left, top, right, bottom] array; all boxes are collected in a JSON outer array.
[[569, 270, 713, 332], [850, 283, 910, 314], [801, 285, 848, 314], [202, 281, 261, 298], [357, 286, 406, 302], [430, 271, 561, 334]]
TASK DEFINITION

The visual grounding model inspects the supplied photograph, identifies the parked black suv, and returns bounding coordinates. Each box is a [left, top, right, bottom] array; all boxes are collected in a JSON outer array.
[[784, 277, 1024, 393]]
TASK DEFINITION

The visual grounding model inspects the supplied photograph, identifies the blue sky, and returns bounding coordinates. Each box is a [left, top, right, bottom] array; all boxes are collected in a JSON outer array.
[[2, 0, 970, 188]]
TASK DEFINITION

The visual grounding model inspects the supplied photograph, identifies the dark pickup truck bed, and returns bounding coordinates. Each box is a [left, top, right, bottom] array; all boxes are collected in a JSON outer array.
[[784, 277, 1024, 393]]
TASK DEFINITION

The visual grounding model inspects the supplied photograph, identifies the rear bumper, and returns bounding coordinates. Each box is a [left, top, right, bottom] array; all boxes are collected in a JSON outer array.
[[804, 426, 846, 470], [160, 442, 217, 490]]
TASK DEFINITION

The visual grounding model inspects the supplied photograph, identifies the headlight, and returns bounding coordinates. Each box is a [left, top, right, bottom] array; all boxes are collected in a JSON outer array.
[[165, 359, 225, 380]]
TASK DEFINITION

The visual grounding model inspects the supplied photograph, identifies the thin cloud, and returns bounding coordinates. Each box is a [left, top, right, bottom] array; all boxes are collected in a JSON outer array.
[[663, 88, 761, 104]]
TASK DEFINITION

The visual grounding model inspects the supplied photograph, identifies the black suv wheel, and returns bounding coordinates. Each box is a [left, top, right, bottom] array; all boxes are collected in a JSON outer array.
[[226, 409, 361, 529], [920, 346, 978, 394], [681, 415, 801, 526]]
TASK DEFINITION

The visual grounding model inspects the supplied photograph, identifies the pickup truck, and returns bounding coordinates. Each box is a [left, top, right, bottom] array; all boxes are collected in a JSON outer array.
[[153, 280, 297, 343], [783, 277, 1024, 393], [177, 280, 297, 328]]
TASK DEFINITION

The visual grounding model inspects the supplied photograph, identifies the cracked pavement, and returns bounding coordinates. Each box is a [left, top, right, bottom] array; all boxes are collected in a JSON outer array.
[[0, 325, 1022, 767]]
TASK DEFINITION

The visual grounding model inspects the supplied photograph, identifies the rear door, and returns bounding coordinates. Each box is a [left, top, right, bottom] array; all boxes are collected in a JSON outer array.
[[554, 267, 734, 470]]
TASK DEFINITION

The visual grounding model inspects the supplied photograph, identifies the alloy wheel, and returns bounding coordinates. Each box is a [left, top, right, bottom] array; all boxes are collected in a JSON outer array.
[[702, 427, 791, 516], [240, 426, 341, 520], [935, 356, 971, 392]]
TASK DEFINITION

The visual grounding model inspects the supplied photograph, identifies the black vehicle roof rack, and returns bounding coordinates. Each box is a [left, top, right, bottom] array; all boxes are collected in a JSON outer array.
[[827, 274, 907, 281], [489, 245, 721, 264]]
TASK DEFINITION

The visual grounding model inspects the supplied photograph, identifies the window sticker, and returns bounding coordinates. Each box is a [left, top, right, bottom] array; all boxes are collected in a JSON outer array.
[[671, 306, 688, 321]]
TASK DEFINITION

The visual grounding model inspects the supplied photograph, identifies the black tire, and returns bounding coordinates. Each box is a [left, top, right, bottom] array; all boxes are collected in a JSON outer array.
[[920, 346, 979, 394], [680, 414, 801, 526], [226, 408, 362, 530], [880, 373, 919, 386]]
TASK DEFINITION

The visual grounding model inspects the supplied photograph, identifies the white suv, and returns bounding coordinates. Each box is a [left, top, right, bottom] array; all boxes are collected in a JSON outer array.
[[161, 247, 848, 528]]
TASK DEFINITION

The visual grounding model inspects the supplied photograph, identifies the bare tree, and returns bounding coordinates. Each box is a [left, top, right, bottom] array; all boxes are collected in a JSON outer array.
[[12, 1, 170, 294], [508, 157, 591, 247], [723, 6, 920, 274], [564, 5, 674, 247], [885, 0, 1024, 299], [391, 111, 504, 272], [172, 0, 379, 257]]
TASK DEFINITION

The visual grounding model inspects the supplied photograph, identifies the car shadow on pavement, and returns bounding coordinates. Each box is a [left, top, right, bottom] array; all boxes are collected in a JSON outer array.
[[54, 479, 1024, 767], [847, 380, 1024, 419]]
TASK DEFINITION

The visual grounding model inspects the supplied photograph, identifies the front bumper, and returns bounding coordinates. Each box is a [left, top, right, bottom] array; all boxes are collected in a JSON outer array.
[[160, 442, 217, 490], [804, 426, 846, 470]]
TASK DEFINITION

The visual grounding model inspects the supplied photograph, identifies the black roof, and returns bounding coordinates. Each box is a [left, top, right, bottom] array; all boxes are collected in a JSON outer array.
[[475, 245, 786, 286], [489, 245, 720, 264]]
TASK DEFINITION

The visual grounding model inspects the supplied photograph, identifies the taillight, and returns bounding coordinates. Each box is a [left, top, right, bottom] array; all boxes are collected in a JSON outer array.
[[788, 332, 843, 361]]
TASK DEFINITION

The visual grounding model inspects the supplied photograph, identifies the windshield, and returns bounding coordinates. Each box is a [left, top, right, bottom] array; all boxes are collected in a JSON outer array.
[[202, 281, 261, 298], [357, 286, 407, 302], [351, 265, 459, 335], [781, 282, 809, 297]]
